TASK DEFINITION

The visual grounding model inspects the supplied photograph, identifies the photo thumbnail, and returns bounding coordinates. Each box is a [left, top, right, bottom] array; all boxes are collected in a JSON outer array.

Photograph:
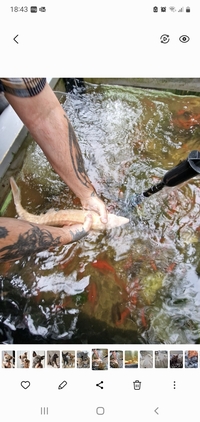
[[62, 350, 75, 368], [92, 349, 108, 370], [2, 351, 15, 368], [17, 351, 30, 368], [77, 350, 90, 368], [47, 351, 60, 368], [125, 351, 138, 368], [32, 351, 45, 368]]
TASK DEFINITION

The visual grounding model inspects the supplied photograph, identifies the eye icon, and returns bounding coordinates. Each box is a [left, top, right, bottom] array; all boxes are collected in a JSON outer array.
[[179, 35, 190, 43]]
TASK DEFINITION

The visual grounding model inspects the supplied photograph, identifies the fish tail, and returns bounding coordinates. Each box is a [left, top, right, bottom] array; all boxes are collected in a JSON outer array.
[[10, 177, 21, 204], [10, 177, 38, 222], [10, 177, 25, 218]]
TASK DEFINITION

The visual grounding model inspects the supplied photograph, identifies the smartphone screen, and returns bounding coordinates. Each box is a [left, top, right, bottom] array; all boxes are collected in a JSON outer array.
[[0, 1, 199, 420]]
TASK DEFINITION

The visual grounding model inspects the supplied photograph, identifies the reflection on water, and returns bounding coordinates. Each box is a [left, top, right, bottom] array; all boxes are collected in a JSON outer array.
[[1, 83, 200, 344]]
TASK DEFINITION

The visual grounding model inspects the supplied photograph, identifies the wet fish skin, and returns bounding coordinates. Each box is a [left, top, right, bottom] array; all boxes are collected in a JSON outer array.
[[10, 177, 129, 230]]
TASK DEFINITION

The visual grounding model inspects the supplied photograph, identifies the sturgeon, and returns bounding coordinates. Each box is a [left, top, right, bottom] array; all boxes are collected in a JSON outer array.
[[10, 177, 129, 230]]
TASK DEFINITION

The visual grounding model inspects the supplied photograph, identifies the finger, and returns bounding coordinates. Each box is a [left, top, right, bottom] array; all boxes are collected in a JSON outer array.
[[100, 212, 108, 224], [98, 204, 108, 224], [83, 213, 93, 232]]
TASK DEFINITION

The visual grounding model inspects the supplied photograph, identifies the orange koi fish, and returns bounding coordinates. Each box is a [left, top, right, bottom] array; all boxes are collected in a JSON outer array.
[[141, 308, 147, 328], [150, 260, 157, 271], [130, 294, 137, 306], [116, 307, 130, 326], [91, 259, 116, 273], [172, 111, 200, 130], [92, 259, 127, 295], [86, 281, 98, 310], [166, 262, 176, 273]]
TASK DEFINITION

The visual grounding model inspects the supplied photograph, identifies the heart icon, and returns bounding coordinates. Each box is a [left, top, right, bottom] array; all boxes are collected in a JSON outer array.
[[21, 381, 30, 389]]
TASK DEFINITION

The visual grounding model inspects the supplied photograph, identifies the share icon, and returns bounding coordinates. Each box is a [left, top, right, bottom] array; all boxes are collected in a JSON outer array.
[[96, 381, 104, 389]]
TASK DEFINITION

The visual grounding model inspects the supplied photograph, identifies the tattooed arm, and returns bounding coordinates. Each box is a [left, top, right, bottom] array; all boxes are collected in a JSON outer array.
[[0, 216, 92, 262], [5, 82, 107, 224]]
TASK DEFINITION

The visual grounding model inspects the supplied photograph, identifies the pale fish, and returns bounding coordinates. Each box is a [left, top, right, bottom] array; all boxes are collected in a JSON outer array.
[[10, 177, 129, 230]]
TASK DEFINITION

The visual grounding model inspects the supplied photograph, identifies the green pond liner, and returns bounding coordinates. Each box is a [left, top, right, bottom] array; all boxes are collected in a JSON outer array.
[[0, 190, 12, 216]]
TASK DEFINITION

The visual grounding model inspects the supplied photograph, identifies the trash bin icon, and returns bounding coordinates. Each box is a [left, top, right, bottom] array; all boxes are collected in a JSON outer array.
[[133, 380, 141, 390]]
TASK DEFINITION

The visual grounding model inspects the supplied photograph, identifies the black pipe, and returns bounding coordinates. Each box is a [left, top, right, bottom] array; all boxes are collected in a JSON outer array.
[[143, 150, 200, 197], [128, 150, 200, 207]]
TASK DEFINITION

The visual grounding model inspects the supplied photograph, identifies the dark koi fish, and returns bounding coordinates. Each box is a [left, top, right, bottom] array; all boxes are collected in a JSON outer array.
[[116, 307, 130, 326]]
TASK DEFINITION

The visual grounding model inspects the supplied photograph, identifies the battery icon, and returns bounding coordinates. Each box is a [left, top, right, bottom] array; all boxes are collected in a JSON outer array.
[[30, 6, 37, 12], [39, 7, 46, 12]]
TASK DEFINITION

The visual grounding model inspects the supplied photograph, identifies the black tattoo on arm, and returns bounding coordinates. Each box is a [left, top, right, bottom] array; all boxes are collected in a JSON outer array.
[[0, 227, 8, 239], [0, 224, 61, 262], [69, 227, 88, 242], [64, 114, 91, 188]]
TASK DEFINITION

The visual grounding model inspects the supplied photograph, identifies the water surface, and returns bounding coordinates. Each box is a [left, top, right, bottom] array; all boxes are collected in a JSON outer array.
[[1, 83, 200, 344]]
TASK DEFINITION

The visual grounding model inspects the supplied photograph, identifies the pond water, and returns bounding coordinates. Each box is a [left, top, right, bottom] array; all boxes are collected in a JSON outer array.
[[1, 83, 200, 344]]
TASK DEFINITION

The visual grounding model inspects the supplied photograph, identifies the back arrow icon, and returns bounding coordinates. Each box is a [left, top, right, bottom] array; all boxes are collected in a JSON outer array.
[[154, 407, 159, 415], [13, 35, 19, 44]]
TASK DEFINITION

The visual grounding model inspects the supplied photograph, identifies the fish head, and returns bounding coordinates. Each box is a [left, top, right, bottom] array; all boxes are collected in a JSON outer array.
[[105, 213, 129, 229]]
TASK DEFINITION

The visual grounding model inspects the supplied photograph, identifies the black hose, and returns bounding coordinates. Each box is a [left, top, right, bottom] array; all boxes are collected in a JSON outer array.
[[143, 150, 200, 197]]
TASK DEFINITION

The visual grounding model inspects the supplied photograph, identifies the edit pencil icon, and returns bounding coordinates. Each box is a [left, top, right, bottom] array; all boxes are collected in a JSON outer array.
[[58, 380, 67, 390]]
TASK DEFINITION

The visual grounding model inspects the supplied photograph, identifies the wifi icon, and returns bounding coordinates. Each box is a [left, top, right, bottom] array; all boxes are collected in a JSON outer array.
[[169, 6, 176, 12]]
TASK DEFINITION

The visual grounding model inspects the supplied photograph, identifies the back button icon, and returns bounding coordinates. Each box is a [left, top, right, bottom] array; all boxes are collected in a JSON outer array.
[[13, 35, 19, 44]]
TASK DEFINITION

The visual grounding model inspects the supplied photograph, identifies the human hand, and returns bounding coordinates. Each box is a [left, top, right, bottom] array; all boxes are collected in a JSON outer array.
[[62, 213, 93, 243], [80, 193, 108, 224]]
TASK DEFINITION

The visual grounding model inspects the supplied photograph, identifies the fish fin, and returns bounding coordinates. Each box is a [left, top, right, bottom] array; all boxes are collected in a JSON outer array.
[[62, 220, 81, 226], [46, 208, 56, 214]]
